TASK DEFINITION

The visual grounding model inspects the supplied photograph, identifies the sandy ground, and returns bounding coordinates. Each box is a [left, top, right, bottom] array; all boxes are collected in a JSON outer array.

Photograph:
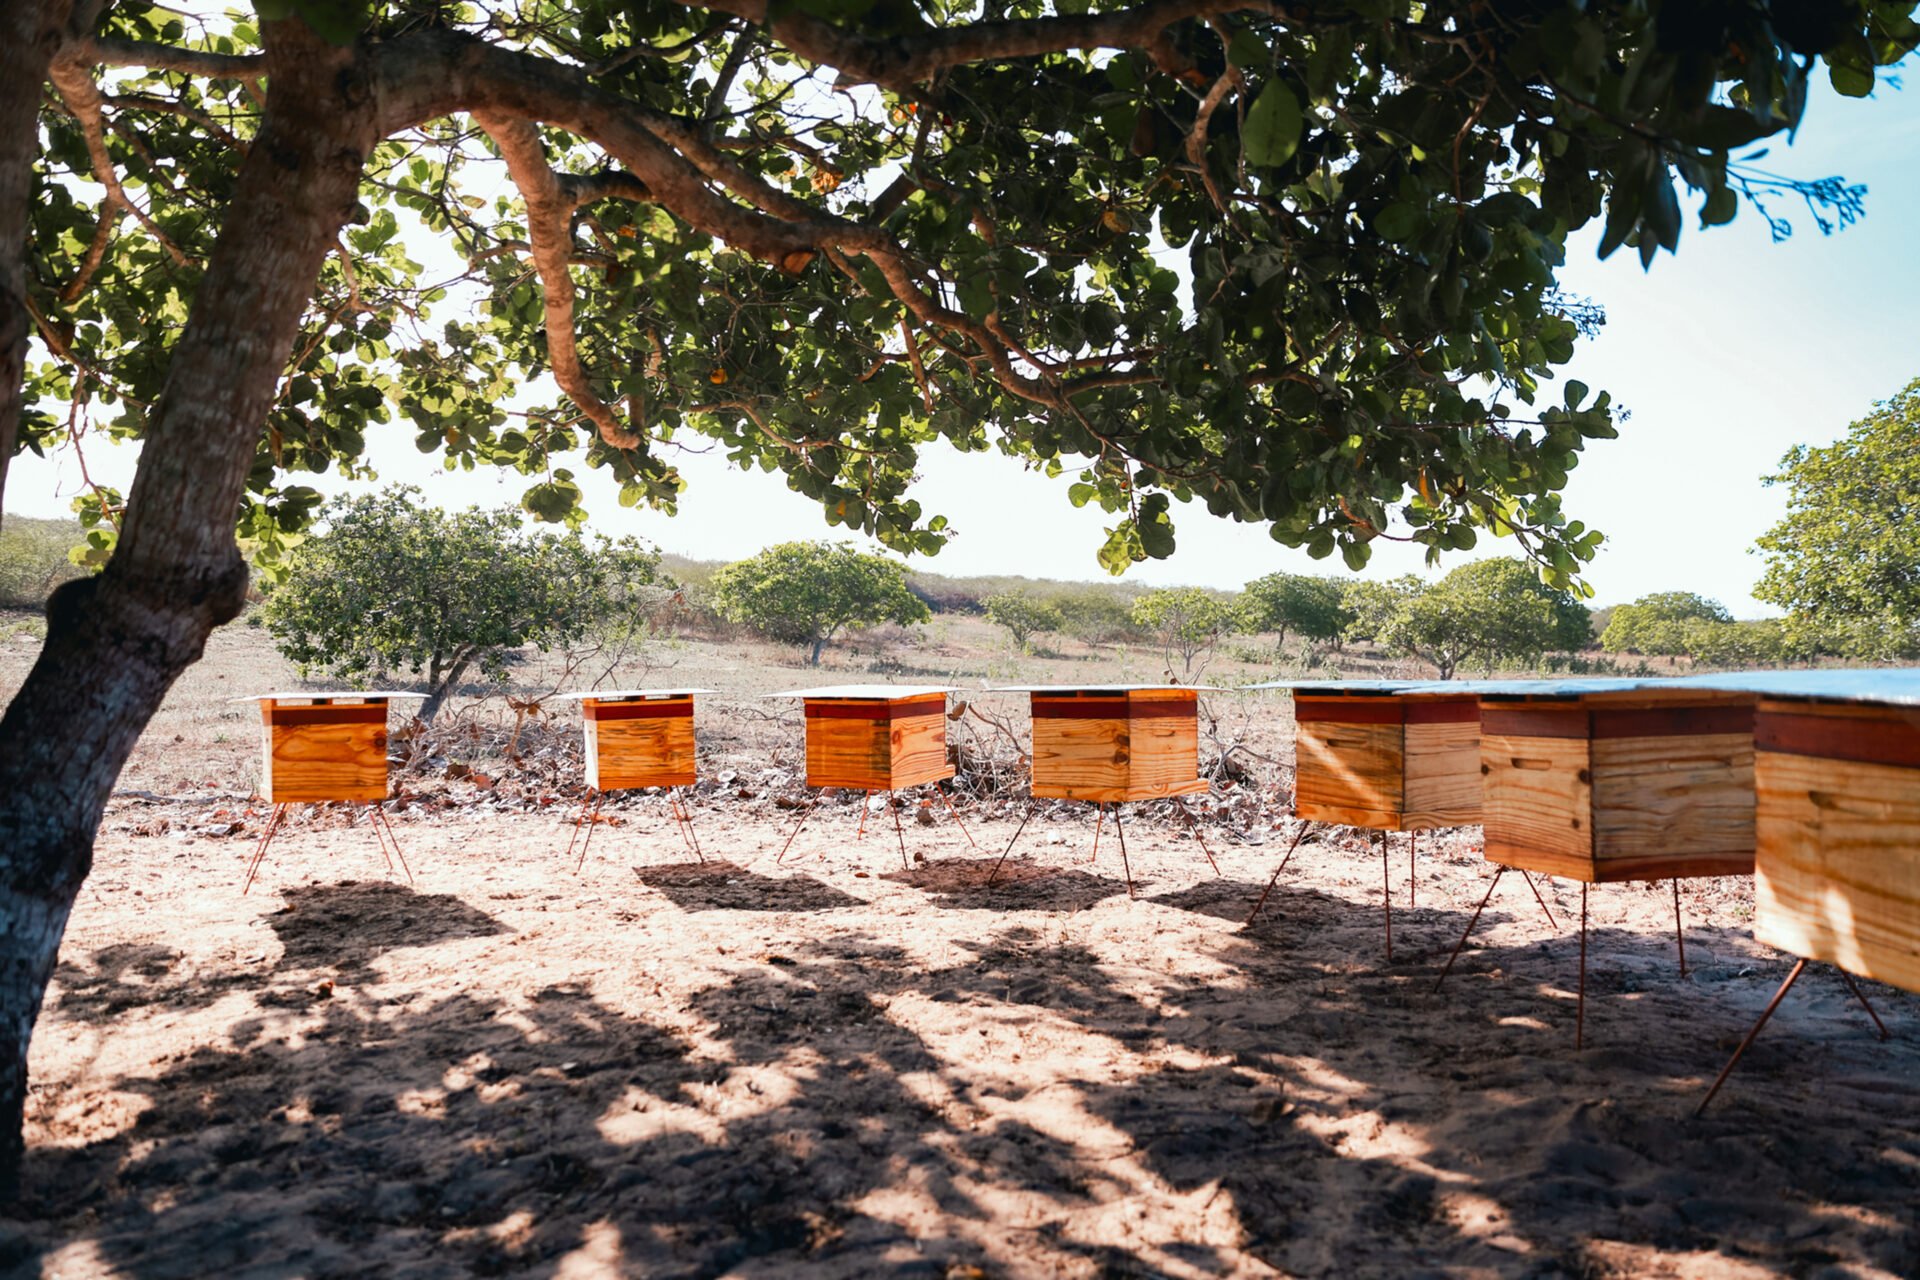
[[4, 620, 1919, 1278], [5, 794, 1918, 1280]]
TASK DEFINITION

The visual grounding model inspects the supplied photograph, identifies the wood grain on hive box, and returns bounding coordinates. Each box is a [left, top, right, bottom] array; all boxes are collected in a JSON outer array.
[[582, 695, 697, 790], [1029, 687, 1205, 803], [1752, 696, 1920, 994], [1293, 694, 1480, 831], [251, 696, 397, 804], [803, 693, 953, 791], [1479, 692, 1756, 883]]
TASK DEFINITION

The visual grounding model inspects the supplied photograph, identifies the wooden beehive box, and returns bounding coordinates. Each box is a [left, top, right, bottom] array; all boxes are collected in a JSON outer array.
[[1281, 682, 1482, 831], [556, 689, 710, 791], [234, 692, 421, 804], [1009, 685, 1207, 803], [1478, 682, 1756, 883], [1673, 671, 1920, 995], [776, 685, 955, 791]]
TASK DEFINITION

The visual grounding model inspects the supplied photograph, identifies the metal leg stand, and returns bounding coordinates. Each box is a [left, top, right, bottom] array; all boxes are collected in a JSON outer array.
[[574, 789, 607, 873], [1433, 867, 1506, 992], [673, 788, 705, 863], [371, 803, 415, 885], [986, 797, 1040, 887], [241, 803, 290, 895], [889, 790, 910, 870], [1175, 798, 1221, 877], [856, 792, 871, 841], [1520, 870, 1559, 931], [1381, 830, 1394, 962], [1087, 804, 1106, 865], [1673, 879, 1688, 978], [1409, 830, 1417, 910], [565, 790, 598, 867], [1244, 820, 1310, 926], [1695, 958, 1808, 1118], [363, 804, 397, 874], [1113, 803, 1134, 898], [1576, 882, 1588, 1050], [1838, 970, 1890, 1041], [934, 781, 978, 850], [775, 793, 819, 865]]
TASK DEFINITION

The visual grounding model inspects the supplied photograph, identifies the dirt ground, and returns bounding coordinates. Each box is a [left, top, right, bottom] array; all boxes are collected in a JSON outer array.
[[4, 621, 1919, 1278]]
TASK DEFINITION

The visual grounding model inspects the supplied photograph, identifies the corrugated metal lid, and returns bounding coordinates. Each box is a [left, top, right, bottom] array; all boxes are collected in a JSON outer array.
[[228, 690, 426, 702], [765, 684, 952, 699], [1669, 667, 1920, 706], [547, 688, 716, 701]]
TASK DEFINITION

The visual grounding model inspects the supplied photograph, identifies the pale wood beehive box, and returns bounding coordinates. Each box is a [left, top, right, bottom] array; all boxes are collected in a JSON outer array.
[[1020, 686, 1207, 803], [238, 693, 418, 804], [783, 686, 955, 792], [1747, 693, 1920, 994], [1291, 687, 1481, 831], [1478, 685, 1756, 883], [558, 690, 707, 791]]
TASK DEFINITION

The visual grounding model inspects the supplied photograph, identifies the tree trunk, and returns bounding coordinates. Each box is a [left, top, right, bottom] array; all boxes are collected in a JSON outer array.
[[808, 634, 826, 665], [0, 0, 76, 527], [419, 648, 477, 723], [0, 18, 378, 1199]]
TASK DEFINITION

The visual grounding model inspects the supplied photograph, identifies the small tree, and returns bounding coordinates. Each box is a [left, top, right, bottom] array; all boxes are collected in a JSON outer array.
[[710, 541, 930, 665], [1600, 591, 1733, 655], [1378, 559, 1590, 679], [260, 488, 661, 721], [1756, 379, 1920, 659], [1340, 577, 1426, 647], [1130, 588, 1242, 680], [1241, 573, 1352, 653], [984, 592, 1066, 652]]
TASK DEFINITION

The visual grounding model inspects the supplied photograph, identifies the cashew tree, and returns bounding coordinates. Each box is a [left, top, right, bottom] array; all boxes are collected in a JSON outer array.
[[0, 0, 1913, 1190]]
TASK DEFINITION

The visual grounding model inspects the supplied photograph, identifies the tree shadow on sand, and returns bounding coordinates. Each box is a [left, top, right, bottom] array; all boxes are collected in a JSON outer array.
[[634, 861, 867, 912], [7, 875, 1919, 1278]]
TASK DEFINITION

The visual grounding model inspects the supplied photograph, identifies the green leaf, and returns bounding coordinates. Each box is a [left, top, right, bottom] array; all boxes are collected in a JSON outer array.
[[1242, 80, 1303, 168], [1373, 203, 1422, 243]]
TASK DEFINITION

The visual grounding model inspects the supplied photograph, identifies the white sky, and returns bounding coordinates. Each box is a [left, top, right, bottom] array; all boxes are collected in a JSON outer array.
[[9, 72, 1917, 615]]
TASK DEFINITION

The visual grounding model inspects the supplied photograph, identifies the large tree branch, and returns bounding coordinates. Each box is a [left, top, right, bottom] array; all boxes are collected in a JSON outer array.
[[697, 0, 1267, 89], [86, 35, 265, 78], [473, 111, 640, 450]]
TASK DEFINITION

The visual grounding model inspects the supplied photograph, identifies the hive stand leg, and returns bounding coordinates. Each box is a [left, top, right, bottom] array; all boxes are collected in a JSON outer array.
[[889, 790, 910, 870], [240, 802, 290, 895], [1409, 830, 1416, 910], [361, 803, 396, 874], [1695, 958, 1808, 1118], [856, 792, 872, 841], [371, 803, 414, 885], [933, 781, 978, 850], [1175, 798, 1221, 877], [1575, 882, 1588, 1051], [1433, 867, 1506, 992], [564, 790, 599, 868], [674, 788, 706, 863], [666, 790, 695, 856], [574, 789, 607, 873], [1381, 830, 1393, 963], [775, 793, 819, 865], [1519, 870, 1559, 931], [986, 797, 1039, 887], [1244, 820, 1310, 926], [1087, 803, 1106, 866], [1838, 970, 1890, 1041], [1672, 879, 1688, 978], [1113, 803, 1135, 899]]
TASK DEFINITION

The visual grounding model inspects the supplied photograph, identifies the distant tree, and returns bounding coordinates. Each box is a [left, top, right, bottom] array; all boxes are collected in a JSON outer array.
[[1130, 588, 1242, 680], [0, 517, 85, 607], [1241, 573, 1351, 652], [1383, 559, 1590, 679], [711, 542, 930, 665], [1681, 618, 1793, 668], [1600, 592, 1733, 655], [984, 593, 1066, 652], [1756, 380, 1920, 659], [261, 488, 662, 721], [1052, 589, 1144, 647], [1340, 577, 1426, 647]]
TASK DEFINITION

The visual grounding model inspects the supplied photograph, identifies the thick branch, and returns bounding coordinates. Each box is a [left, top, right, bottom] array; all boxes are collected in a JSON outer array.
[[474, 111, 640, 450], [86, 35, 265, 78]]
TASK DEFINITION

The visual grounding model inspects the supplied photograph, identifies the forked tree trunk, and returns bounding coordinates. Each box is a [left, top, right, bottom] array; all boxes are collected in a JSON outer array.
[[0, 19, 379, 1198], [0, 0, 77, 525]]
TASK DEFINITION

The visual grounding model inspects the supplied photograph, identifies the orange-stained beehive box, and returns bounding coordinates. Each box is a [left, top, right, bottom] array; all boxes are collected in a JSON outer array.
[[247, 694, 403, 804], [1478, 686, 1755, 884], [581, 693, 698, 791], [1293, 691, 1481, 831], [801, 692, 954, 791], [1749, 695, 1920, 994], [1025, 687, 1205, 803]]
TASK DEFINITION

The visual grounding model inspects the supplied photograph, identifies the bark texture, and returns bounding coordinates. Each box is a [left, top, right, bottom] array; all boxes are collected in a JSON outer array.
[[0, 17, 380, 1198], [0, 0, 77, 526]]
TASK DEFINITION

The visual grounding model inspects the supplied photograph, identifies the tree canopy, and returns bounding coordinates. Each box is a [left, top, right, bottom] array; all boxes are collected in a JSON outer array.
[[983, 591, 1065, 651], [1240, 571, 1348, 650], [710, 539, 928, 662], [1129, 585, 1241, 678], [1597, 591, 1732, 654], [260, 486, 663, 719], [1356, 557, 1590, 679], [1755, 378, 1920, 659]]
